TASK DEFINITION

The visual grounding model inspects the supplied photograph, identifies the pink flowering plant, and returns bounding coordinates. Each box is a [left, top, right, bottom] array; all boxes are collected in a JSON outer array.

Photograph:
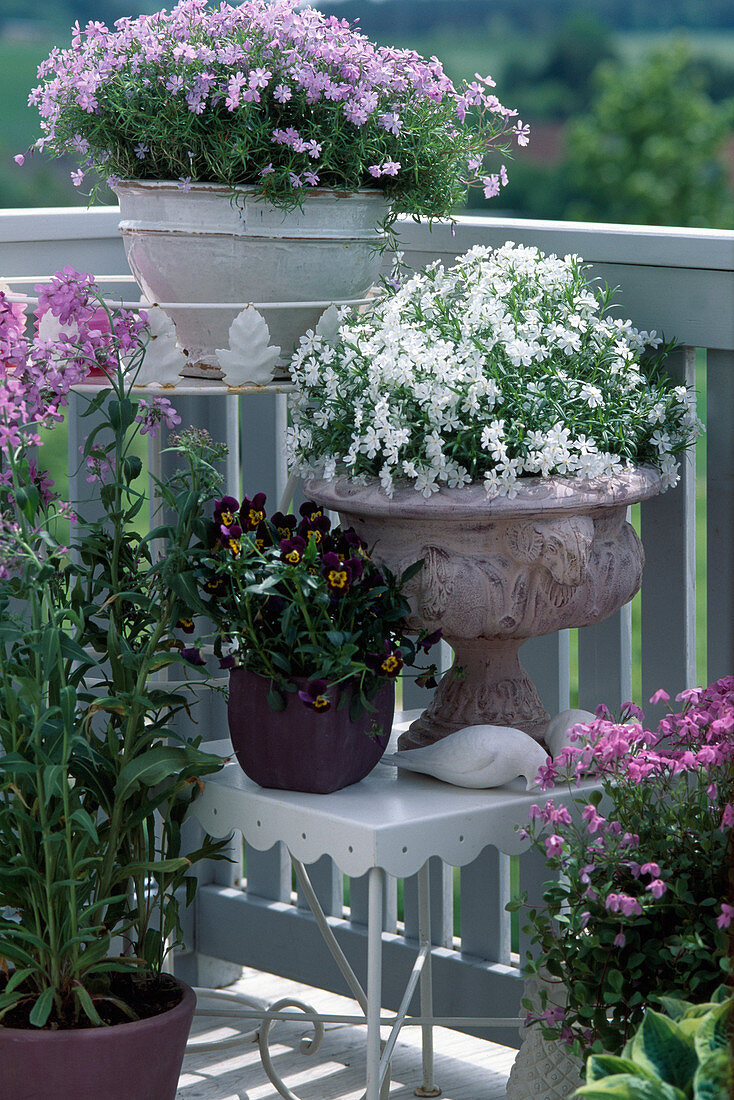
[[26, 0, 525, 221], [508, 678, 734, 1058], [0, 272, 226, 1027]]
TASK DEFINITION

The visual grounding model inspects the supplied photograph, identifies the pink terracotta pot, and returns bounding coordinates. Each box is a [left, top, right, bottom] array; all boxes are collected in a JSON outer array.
[[228, 668, 394, 793], [0, 977, 195, 1100]]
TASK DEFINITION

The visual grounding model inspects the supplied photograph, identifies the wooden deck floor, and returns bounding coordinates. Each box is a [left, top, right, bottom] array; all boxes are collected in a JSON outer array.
[[178, 968, 517, 1099]]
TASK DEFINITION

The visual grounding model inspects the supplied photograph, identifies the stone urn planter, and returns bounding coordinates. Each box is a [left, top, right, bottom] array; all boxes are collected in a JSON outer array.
[[505, 972, 585, 1100], [304, 467, 661, 749], [113, 181, 389, 380]]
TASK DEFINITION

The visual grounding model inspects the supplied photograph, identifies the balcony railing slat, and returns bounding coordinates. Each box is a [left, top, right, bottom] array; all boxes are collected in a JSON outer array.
[[640, 347, 698, 712], [706, 349, 734, 682], [578, 605, 633, 713], [460, 849, 512, 965], [520, 633, 570, 719], [348, 873, 398, 933]]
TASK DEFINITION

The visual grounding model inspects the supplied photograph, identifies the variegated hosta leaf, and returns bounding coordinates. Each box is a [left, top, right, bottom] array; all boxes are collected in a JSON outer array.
[[135, 303, 187, 387], [216, 305, 280, 386]]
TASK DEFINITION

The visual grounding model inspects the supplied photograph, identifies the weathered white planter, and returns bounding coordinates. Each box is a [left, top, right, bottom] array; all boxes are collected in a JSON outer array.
[[505, 973, 585, 1100], [304, 468, 661, 749], [113, 182, 390, 379]]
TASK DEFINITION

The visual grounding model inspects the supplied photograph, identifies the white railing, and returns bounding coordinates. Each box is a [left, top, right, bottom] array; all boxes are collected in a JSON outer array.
[[1, 207, 732, 1043]]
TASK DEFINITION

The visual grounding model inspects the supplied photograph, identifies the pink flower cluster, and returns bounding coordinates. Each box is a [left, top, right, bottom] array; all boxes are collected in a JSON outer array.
[[521, 674, 733, 1035], [0, 268, 149, 491], [27, 0, 525, 202]]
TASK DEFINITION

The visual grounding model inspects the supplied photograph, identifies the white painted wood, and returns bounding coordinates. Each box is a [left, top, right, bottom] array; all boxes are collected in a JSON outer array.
[[640, 347, 697, 714], [348, 873, 398, 934], [519, 633, 570, 721], [706, 350, 734, 683], [180, 968, 516, 1099], [516, 846, 552, 970], [460, 849, 512, 966], [245, 844, 292, 905], [578, 603, 632, 714], [297, 856, 343, 919]]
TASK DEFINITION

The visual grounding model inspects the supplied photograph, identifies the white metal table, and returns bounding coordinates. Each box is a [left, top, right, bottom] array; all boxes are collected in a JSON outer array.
[[188, 715, 556, 1100]]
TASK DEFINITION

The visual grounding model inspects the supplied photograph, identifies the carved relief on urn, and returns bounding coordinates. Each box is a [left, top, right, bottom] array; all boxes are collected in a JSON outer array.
[[304, 468, 661, 749]]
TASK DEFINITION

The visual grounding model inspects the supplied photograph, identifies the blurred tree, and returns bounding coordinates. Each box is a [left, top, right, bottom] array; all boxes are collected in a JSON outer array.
[[564, 41, 734, 227], [501, 14, 617, 120]]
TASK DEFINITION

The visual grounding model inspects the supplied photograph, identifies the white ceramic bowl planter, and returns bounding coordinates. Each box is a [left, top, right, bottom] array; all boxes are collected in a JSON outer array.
[[113, 181, 390, 381], [305, 468, 662, 750]]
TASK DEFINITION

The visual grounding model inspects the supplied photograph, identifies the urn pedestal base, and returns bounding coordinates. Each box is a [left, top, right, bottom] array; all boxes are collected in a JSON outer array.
[[400, 637, 550, 750]]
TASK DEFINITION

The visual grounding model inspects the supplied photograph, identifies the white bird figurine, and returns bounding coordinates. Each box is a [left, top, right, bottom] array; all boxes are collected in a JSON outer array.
[[543, 709, 596, 760], [383, 724, 549, 790]]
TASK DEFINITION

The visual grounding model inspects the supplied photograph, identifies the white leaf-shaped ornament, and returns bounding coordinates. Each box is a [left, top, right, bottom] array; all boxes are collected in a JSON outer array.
[[135, 304, 187, 387], [314, 303, 342, 346], [216, 306, 281, 386], [384, 724, 549, 790]]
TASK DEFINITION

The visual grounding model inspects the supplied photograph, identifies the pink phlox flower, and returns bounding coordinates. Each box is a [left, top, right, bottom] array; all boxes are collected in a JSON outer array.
[[482, 174, 500, 199], [133, 142, 149, 159], [273, 84, 292, 103], [581, 803, 606, 834], [544, 834, 564, 858], [177, 176, 192, 192], [720, 803, 734, 830], [717, 902, 734, 929], [260, 162, 275, 176], [135, 396, 181, 438], [640, 862, 661, 878], [646, 879, 667, 899], [536, 760, 558, 790], [676, 687, 703, 705], [499, 164, 508, 186], [14, 153, 25, 166], [541, 1005, 565, 1025], [289, 172, 303, 188], [514, 120, 530, 146], [303, 170, 319, 186], [649, 688, 670, 705]]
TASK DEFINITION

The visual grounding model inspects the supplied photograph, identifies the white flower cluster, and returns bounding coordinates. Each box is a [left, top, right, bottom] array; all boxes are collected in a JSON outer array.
[[288, 243, 702, 498]]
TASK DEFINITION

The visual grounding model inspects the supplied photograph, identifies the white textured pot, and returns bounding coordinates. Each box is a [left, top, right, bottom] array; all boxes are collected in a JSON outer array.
[[505, 973, 585, 1100], [304, 468, 661, 749], [113, 182, 390, 379]]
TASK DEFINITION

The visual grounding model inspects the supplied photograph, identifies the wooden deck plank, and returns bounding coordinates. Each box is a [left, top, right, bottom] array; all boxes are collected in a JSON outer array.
[[179, 969, 516, 1099]]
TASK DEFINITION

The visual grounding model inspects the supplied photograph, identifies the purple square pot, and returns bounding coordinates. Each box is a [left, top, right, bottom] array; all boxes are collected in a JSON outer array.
[[227, 668, 394, 793]]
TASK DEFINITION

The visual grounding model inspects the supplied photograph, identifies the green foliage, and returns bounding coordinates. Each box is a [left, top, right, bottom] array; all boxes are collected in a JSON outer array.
[[0, 296, 227, 1027], [575, 994, 734, 1100], [565, 41, 734, 228], [200, 496, 439, 717]]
